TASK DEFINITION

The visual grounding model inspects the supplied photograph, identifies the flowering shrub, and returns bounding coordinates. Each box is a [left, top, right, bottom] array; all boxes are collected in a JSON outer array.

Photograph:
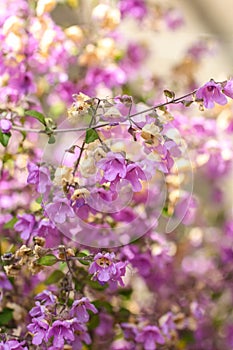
[[1, 0, 233, 349]]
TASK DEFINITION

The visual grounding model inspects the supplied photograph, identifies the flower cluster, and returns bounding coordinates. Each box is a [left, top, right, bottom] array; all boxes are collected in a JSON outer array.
[[27, 290, 96, 349], [1, 0, 233, 350]]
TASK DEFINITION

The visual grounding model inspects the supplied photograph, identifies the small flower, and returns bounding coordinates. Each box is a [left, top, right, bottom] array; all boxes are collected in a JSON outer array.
[[97, 152, 127, 182], [0, 119, 12, 133], [35, 290, 57, 306], [196, 80, 227, 109], [0, 340, 28, 350], [125, 163, 146, 192], [223, 79, 233, 99], [70, 319, 92, 349], [89, 252, 127, 285], [27, 163, 51, 194], [119, 0, 147, 20], [14, 214, 36, 240], [0, 272, 12, 290], [27, 318, 49, 345], [70, 297, 98, 322], [45, 197, 74, 224], [47, 320, 75, 348], [136, 325, 165, 350], [29, 301, 46, 318]]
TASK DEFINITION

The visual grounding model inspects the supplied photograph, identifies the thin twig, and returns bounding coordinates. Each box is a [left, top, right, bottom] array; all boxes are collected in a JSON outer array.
[[11, 90, 197, 135]]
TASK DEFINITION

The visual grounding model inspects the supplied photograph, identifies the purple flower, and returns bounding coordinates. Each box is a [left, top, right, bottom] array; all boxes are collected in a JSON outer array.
[[0, 272, 12, 290], [119, 0, 147, 20], [89, 252, 116, 283], [45, 197, 74, 224], [27, 318, 49, 345], [70, 318, 92, 349], [70, 297, 98, 322], [34, 219, 60, 247], [47, 320, 75, 348], [125, 163, 146, 192], [111, 340, 135, 350], [35, 290, 57, 306], [223, 79, 233, 99], [174, 194, 197, 225], [29, 301, 46, 318], [164, 9, 184, 30], [27, 163, 51, 194], [97, 153, 127, 182], [121, 323, 138, 339], [0, 340, 28, 350], [136, 326, 165, 350], [0, 119, 12, 133], [14, 214, 36, 240], [89, 252, 127, 285], [196, 80, 227, 109], [159, 312, 176, 339], [95, 312, 114, 337]]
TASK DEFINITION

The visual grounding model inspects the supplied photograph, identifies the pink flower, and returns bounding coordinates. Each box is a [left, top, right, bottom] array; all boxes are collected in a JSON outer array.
[[125, 163, 146, 192], [136, 326, 165, 350], [27, 163, 51, 194], [223, 79, 233, 99], [196, 80, 227, 109], [45, 197, 74, 224], [89, 252, 127, 285], [35, 290, 57, 306], [27, 318, 49, 346], [97, 153, 127, 182], [0, 340, 28, 350], [70, 297, 98, 322], [164, 9, 184, 30], [0, 119, 12, 133], [14, 214, 36, 240], [47, 320, 75, 348], [119, 0, 147, 20], [0, 272, 12, 290]]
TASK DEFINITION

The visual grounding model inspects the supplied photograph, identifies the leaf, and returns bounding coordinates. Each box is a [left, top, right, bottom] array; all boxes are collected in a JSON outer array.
[[88, 314, 100, 330], [37, 254, 58, 266], [0, 131, 11, 147], [25, 110, 46, 126], [164, 89, 175, 99], [45, 270, 65, 285], [85, 128, 99, 144], [87, 280, 108, 291], [118, 307, 130, 322], [76, 251, 91, 265], [181, 100, 193, 107], [93, 300, 113, 313], [48, 134, 56, 144], [0, 308, 13, 325], [4, 217, 18, 229]]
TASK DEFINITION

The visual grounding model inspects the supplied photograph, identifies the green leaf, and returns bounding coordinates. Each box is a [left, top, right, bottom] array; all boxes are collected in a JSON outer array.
[[88, 314, 100, 330], [76, 251, 91, 265], [85, 128, 99, 144], [0, 131, 11, 147], [37, 254, 58, 266], [48, 134, 56, 144], [118, 307, 130, 322], [25, 110, 46, 126], [3, 217, 18, 229], [180, 330, 195, 344], [164, 89, 175, 99], [88, 280, 108, 291], [181, 100, 193, 107], [0, 308, 13, 325], [45, 270, 65, 285], [93, 300, 113, 313]]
